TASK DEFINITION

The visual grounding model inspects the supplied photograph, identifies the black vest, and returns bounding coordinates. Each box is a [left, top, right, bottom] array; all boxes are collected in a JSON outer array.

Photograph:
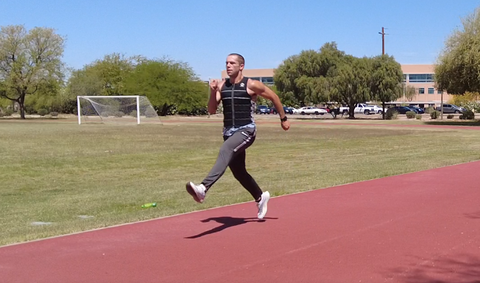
[[221, 77, 254, 127]]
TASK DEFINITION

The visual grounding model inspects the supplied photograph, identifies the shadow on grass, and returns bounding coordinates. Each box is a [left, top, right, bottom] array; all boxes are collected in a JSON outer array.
[[185, 216, 278, 239], [424, 120, 480, 127], [294, 115, 384, 121], [389, 254, 480, 283], [0, 117, 66, 121]]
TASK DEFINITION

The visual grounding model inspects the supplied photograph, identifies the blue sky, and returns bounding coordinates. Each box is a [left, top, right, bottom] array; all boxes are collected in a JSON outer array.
[[1, 0, 478, 80]]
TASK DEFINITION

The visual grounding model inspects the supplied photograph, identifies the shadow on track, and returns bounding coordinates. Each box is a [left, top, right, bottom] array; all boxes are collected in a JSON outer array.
[[185, 216, 278, 239]]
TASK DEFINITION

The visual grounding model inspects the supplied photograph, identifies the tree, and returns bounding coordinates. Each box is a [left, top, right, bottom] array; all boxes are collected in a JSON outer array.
[[450, 91, 480, 111], [274, 43, 346, 106], [66, 67, 104, 98], [274, 43, 403, 119], [66, 53, 142, 98], [0, 25, 65, 118], [370, 55, 404, 118], [330, 56, 372, 118], [123, 59, 208, 115], [435, 7, 480, 94], [24, 79, 62, 114], [404, 85, 416, 102]]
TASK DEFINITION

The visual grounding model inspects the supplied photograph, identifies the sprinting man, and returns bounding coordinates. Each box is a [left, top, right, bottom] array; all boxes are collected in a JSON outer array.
[[186, 53, 290, 219]]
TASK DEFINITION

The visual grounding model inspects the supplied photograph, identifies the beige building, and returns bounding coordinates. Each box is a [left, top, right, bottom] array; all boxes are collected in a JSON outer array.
[[221, 64, 451, 107]]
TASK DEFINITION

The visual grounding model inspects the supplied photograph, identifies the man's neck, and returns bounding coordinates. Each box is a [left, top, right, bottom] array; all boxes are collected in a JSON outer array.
[[229, 74, 244, 84]]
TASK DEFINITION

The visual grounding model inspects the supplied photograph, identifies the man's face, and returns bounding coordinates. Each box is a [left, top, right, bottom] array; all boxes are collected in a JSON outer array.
[[226, 55, 243, 76]]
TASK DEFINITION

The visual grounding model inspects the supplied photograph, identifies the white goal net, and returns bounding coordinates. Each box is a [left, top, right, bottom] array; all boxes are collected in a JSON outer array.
[[77, 96, 161, 125]]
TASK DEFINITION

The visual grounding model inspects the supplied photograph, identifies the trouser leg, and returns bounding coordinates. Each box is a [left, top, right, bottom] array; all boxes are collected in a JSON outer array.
[[228, 150, 263, 201], [201, 128, 260, 199]]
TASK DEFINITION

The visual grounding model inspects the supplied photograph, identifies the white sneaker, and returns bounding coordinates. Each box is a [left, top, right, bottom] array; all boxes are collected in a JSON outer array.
[[186, 182, 206, 203], [257, 191, 270, 219]]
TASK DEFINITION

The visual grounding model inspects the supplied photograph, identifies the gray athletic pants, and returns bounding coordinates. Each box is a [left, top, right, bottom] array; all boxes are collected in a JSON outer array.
[[201, 127, 263, 201]]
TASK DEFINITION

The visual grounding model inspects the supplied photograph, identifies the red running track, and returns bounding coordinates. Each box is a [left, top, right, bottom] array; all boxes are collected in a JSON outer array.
[[1, 162, 480, 283]]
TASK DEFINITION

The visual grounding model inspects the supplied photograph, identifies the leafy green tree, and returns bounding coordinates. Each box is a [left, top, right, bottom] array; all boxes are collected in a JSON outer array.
[[66, 67, 104, 98], [370, 55, 404, 118], [330, 56, 372, 118], [435, 7, 480, 94], [404, 85, 416, 102], [123, 59, 208, 115], [275, 42, 400, 119], [450, 91, 480, 111], [66, 53, 141, 98], [0, 25, 65, 118], [24, 79, 62, 114], [274, 43, 346, 106], [273, 51, 316, 106]]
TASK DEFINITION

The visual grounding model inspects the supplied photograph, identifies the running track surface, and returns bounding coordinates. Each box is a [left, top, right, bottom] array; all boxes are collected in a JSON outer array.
[[1, 162, 480, 283]]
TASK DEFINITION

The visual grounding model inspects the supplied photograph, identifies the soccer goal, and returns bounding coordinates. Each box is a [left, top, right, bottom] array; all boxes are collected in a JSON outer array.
[[77, 96, 161, 125]]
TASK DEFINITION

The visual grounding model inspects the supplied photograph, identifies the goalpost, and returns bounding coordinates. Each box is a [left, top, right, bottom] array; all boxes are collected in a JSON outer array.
[[77, 95, 161, 125]]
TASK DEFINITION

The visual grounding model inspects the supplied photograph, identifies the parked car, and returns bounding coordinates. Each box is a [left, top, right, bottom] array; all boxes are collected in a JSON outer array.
[[294, 106, 328, 115], [256, 105, 270, 114], [408, 106, 425, 114], [284, 107, 295, 114], [270, 106, 294, 115], [388, 106, 418, 114], [435, 104, 465, 114], [339, 103, 377, 115], [366, 104, 384, 114]]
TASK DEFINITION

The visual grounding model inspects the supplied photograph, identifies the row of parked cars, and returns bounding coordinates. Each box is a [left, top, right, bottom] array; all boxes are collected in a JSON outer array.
[[386, 106, 425, 114], [256, 104, 467, 116], [256, 105, 328, 115], [256, 105, 298, 115], [386, 104, 466, 114]]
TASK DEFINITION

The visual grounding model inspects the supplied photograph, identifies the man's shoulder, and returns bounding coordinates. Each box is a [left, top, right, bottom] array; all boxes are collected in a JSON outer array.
[[219, 78, 229, 89], [247, 78, 264, 91]]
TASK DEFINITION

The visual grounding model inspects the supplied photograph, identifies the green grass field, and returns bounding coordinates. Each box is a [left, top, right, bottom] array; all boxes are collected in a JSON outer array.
[[1, 115, 480, 246]]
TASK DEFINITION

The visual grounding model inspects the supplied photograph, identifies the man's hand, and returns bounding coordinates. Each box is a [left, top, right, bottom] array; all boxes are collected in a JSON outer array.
[[209, 79, 219, 91], [281, 120, 290, 131], [208, 79, 222, 114]]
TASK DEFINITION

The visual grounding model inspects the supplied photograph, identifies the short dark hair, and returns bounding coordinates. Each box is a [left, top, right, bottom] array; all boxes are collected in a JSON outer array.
[[228, 53, 245, 65]]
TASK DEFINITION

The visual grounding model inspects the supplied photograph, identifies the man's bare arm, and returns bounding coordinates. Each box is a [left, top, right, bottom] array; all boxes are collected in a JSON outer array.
[[248, 79, 290, 131], [208, 80, 222, 114]]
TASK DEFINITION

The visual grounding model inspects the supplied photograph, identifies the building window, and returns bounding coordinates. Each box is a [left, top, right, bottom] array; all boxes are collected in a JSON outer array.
[[418, 88, 425, 94], [437, 90, 443, 94], [408, 74, 434, 83], [261, 77, 274, 85], [403, 74, 407, 82], [250, 77, 261, 81], [428, 88, 434, 94]]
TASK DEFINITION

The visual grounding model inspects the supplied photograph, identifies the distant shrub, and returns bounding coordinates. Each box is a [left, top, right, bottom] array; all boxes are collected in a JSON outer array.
[[4, 109, 13, 116], [130, 110, 137, 117], [425, 107, 436, 114], [50, 112, 59, 117], [447, 114, 454, 119], [415, 114, 422, 120], [460, 109, 475, 120], [406, 111, 416, 119], [430, 110, 440, 119], [385, 108, 398, 120], [38, 109, 49, 116], [114, 111, 124, 118]]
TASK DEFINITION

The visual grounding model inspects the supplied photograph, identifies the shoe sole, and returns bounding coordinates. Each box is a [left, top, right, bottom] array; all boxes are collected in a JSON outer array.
[[186, 182, 202, 203]]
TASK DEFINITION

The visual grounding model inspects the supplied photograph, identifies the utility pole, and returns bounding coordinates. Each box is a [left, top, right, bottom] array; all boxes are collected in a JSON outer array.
[[378, 27, 386, 55]]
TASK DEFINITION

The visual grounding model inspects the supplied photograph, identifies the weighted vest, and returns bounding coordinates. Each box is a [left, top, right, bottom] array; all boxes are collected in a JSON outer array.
[[221, 77, 255, 127]]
